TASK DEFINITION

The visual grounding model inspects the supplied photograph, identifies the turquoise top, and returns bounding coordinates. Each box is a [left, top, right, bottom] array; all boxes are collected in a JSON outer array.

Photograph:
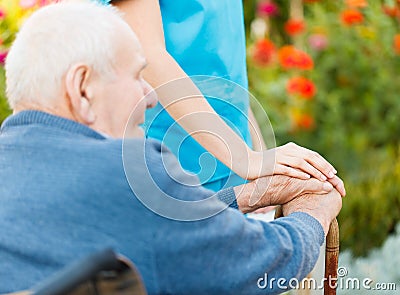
[[144, 0, 252, 187], [94, 0, 111, 5]]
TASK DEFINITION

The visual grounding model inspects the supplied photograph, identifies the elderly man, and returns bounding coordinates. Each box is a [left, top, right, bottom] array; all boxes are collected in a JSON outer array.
[[0, 2, 343, 294]]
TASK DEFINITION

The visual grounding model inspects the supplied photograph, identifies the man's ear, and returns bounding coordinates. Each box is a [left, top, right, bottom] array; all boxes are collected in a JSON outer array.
[[65, 64, 96, 124]]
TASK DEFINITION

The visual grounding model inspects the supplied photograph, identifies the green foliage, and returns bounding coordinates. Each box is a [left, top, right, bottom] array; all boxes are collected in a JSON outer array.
[[339, 148, 400, 257], [247, 1, 400, 256], [0, 67, 11, 123]]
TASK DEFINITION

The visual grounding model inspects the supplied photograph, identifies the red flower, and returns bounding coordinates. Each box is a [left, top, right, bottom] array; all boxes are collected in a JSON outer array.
[[394, 34, 400, 55], [294, 113, 315, 130], [252, 38, 276, 66], [257, 1, 279, 17], [0, 51, 8, 65], [278, 45, 314, 70], [341, 9, 364, 26], [286, 76, 316, 99], [284, 19, 306, 36]]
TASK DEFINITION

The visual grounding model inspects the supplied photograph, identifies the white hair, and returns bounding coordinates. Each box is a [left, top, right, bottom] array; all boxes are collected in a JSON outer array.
[[5, 1, 132, 109]]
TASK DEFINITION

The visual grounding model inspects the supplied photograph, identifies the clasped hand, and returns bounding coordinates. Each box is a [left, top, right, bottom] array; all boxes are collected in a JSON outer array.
[[249, 142, 345, 197]]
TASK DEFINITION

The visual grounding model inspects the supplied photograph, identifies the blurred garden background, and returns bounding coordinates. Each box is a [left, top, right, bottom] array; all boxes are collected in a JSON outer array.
[[245, 0, 400, 254], [244, 0, 400, 290], [0, 0, 399, 291]]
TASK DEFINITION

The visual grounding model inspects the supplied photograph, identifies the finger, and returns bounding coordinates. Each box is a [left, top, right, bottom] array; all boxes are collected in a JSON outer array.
[[302, 178, 334, 195], [327, 175, 346, 197], [328, 176, 346, 196], [274, 164, 311, 180], [278, 155, 328, 182], [281, 143, 337, 179], [299, 148, 336, 177]]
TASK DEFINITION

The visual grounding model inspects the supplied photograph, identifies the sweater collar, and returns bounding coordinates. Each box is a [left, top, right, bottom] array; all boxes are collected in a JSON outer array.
[[1, 110, 106, 140]]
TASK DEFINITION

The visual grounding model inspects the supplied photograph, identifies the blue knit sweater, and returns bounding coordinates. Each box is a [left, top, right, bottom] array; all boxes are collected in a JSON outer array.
[[0, 111, 324, 294]]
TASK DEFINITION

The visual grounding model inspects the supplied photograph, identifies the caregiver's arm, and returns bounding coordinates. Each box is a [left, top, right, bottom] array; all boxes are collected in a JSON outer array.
[[248, 108, 267, 151], [111, 0, 339, 183]]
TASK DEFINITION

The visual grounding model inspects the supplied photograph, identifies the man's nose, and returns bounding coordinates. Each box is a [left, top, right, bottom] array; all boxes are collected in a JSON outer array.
[[142, 79, 158, 109]]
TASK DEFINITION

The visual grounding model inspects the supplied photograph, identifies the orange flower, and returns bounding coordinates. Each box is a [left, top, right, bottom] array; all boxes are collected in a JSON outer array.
[[382, 5, 400, 18], [294, 113, 315, 130], [341, 9, 364, 26], [252, 38, 276, 66], [394, 34, 400, 55], [278, 45, 314, 70], [286, 76, 316, 99], [345, 0, 368, 8], [284, 19, 306, 36]]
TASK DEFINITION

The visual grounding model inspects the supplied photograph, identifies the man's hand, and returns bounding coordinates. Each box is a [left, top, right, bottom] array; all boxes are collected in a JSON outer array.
[[250, 143, 346, 197], [234, 175, 335, 214], [282, 189, 342, 236]]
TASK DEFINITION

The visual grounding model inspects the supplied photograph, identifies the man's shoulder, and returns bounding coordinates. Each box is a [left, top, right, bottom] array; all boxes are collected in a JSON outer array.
[[73, 137, 168, 175]]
